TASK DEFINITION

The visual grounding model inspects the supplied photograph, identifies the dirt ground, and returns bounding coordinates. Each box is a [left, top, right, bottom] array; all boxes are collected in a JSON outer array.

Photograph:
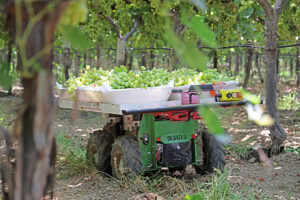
[[54, 106, 300, 200], [0, 85, 299, 200]]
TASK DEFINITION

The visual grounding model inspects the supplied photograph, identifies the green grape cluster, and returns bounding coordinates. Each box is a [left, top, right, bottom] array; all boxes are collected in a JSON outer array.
[[171, 68, 199, 87], [65, 66, 235, 95], [109, 66, 170, 89], [170, 68, 234, 87], [66, 67, 109, 95], [200, 68, 235, 83], [59, 0, 88, 26]]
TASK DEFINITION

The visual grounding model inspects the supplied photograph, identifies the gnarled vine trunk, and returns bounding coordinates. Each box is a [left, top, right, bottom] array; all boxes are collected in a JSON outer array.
[[255, 52, 264, 83], [106, 16, 139, 67], [243, 48, 253, 89], [75, 51, 80, 77], [116, 39, 126, 66], [264, 17, 286, 153], [63, 47, 71, 81], [227, 52, 232, 75], [234, 54, 240, 76], [171, 8, 185, 70], [289, 55, 293, 76], [96, 45, 101, 69], [213, 51, 218, 69], [255, 0, 288, 154]]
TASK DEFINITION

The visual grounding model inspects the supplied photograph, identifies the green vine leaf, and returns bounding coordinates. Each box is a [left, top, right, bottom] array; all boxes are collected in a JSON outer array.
[[58, 25, 92, 50], [240, 7, 254, 19]]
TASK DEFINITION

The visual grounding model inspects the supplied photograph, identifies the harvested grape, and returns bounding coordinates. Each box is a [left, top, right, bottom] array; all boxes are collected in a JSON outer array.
[[65, 66, 235, 95]]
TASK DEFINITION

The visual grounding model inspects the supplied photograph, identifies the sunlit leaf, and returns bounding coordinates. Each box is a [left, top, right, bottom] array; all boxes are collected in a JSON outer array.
[[0, 62, 13, 90], [242, 90, 261, 104], [163, 26, 207, 71], [186, 194, 204, 200], [201, 106, 224, 135], [240, 7, 254, 19], [246, 104, 274, 127], [185, 195, 192, 200], [234, 0, 241, 6], [58, 25, 92, 50], [253, 5, 264, 16], [255, 114, 274, 127], [181, 13, 216, 48]]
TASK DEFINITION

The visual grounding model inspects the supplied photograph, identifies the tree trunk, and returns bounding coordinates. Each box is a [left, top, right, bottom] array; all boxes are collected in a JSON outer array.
[[88, 54, 93, 67], [171, 50, 179, 70], [296, 48, 300, 86], [124, 48, 128, 66], [240, 54, 244, 69], [150, 51, 155, 69], [243, 48, 254, 89], [96, 46, 101, 69], [116, 39, 126, 66], [63, 64, 69, 81], [170, 51, 178, 71], [105, 50, 110, 69], [63, 47, 71, 81], [284, 59, 287, 72], [105, 16, 138, 68], [4, 1, 67, 199], [154, 53, 159, 68], [141, 51, 146, 67], [128, 53, 133, 70], [213, 51, 218, 69], [276, 49, 280, 75], [83, 52, 87, 68], [171, 9, 185, 70], [75, 52, 80, 77], [255, 53, 264, 83], [166, 51, 171, 69], [7, 39, 13, 95], [234, 54, 240, 76], [108, 50, 113, 68], [289, 55, 293, 76], [263, 13, 286, 154], [145, 52, 149, 67], [228, 52, 232, 75]]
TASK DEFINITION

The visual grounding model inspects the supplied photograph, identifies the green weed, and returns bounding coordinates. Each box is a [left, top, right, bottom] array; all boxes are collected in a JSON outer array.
[[225, 143, 251, 159], [284, 146, 300, 156], [121, 169, 270, 200], [0, 100, 17, 129], [296, 111, 300, 118], [185, 170, 270, 200], [278, 92, 300, 110], [56, 131, 94, 179], [279, 71, 290, 78], [185, 171, 232, 200]]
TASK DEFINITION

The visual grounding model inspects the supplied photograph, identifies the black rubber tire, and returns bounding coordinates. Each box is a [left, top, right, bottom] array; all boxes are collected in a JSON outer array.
[[111, 135, 143, 179], [194, 129, 226, 175], [86, 130, 114, 173]]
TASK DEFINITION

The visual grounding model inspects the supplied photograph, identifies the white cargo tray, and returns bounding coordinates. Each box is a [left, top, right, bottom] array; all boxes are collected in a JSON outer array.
[[58, 98, 247, 115], [57, 86, 173, 104]]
